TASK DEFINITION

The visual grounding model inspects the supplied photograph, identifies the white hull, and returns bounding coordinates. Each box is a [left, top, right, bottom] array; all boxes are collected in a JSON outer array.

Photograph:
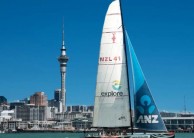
[[85, 133, 175, 138]]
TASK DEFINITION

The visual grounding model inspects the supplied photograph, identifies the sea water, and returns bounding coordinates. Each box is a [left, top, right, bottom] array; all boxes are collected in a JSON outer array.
[[0, 133, 193, 138]]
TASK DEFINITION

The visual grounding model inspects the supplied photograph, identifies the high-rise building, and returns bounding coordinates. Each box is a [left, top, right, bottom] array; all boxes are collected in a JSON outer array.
[[15, 104, 47, 121], [54, 89, 61, 102], [30, 92, 48, 106], [67, 105, 87, 113], [58, 23, 69, 113], [87, 106, 94, 112], [10, 102, 25, 110], [48, 99, 62, 113]]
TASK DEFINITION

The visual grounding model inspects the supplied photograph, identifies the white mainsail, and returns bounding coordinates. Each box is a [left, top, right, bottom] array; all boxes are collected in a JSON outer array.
[[93, 0, 131, 128]]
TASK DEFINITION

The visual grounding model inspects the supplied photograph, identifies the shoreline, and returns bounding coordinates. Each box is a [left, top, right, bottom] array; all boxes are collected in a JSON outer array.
[[4, 129, 192, 134]]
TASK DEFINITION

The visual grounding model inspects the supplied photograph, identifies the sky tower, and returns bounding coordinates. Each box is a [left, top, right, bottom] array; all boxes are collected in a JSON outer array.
[[58, 23, 69, 113]]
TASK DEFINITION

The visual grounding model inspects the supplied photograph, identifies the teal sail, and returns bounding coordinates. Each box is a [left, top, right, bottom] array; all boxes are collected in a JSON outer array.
[[125, 31, 167, 132]]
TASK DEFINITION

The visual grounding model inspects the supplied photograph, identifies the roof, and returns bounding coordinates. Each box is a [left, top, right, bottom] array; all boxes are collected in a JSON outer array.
[[162, 117, 194, 120], [1, 110, 14, 114]]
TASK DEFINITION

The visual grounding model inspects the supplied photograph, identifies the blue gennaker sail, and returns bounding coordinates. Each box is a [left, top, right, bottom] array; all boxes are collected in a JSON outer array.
[[125, 31, 167, 132]]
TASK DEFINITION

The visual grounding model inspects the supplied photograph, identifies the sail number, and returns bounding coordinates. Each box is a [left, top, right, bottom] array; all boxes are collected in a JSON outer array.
[[100, 56, 121, 62]]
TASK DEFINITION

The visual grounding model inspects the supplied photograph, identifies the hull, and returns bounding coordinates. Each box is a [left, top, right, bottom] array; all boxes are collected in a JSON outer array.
[[85, 133, 175, 138], [150, 133, 175, 138]]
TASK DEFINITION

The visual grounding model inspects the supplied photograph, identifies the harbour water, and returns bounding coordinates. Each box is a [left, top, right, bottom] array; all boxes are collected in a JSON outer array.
[[0, 133, 193, 138]]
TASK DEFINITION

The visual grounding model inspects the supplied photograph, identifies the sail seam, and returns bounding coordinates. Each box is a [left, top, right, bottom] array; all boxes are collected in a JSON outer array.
[[107, 13, 121, 15]]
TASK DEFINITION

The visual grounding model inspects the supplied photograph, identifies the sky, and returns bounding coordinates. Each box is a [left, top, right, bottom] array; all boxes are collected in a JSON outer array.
[[0, 0, 194, 113]]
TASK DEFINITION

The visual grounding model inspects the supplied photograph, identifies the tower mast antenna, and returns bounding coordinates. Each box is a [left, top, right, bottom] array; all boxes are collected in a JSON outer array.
[[62, 17, 65, 48]]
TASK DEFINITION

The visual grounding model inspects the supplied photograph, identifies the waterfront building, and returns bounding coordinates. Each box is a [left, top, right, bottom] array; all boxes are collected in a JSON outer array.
[[55, 107, 93, 121], [48, 99, 59, 110], [1, 120, 28, 131], [67, 105, 87, 113], [72, 118, 92, 130], [47, 107, 58, 120], [15, 104, 47, 121], [15, 105, 30, 121], [161, 111, 194, 131], [30, 92, 48, 106], [48, 99, 56, 107], [0, 96, 7, 105], [58, 23, 69, 113], [163, 116, 194, 131], [55, 112, 80, 121], [0, 104, 9, 112], [54, 111, 93, 130], [87, 106, 94, 112], [160, 111, 178, 117], [0, 110, 14, 122], [30, 106, 47, 121], [48, 89, 63, 112]]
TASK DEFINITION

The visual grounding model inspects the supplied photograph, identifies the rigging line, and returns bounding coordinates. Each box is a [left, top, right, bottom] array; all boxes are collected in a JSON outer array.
[[119, 0, 134, 133], [125, 30, 136, 124], [125, 29, 136, 125]]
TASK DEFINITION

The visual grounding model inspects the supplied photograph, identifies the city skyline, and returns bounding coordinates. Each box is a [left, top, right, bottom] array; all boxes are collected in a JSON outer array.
[[0, 0, 194, 112]]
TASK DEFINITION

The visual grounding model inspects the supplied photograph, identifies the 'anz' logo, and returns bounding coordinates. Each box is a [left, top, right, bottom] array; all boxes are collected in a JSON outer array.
[[136, 115, 159, 124], [136, 95, 159, 124]]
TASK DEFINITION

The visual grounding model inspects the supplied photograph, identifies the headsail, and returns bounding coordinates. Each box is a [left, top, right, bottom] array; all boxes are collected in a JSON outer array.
[[125, 31, 167, 131], [93, 0, 131, 128]]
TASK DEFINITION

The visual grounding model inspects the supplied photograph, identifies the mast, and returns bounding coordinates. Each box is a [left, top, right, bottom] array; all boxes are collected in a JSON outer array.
[[119, 0, 134, 134], [184, 95, 186, 114]]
